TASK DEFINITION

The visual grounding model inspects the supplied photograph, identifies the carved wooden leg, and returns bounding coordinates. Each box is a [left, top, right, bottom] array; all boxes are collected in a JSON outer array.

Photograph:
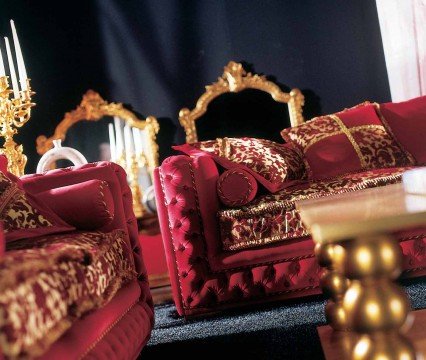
[[338, 234, 417, 360], [315, 242, 349, 331]]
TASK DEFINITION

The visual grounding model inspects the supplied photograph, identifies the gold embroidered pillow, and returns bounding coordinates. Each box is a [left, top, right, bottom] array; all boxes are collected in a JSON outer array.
[[0, 171, 74, 242], [173, 137, 306, 192], [280, 103, 411, 180]]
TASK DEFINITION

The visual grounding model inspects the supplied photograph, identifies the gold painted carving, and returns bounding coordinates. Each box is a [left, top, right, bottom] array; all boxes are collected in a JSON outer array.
[[179, 61, 305, 143], [0, 77, 35, 176], [36, 90, 160, 171]]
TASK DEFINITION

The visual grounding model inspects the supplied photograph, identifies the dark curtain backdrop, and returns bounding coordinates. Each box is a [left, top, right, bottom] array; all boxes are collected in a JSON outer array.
[[0, 0, 390, 173]]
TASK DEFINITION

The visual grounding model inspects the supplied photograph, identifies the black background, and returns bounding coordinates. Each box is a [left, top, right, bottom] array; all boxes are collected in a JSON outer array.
[[0, 0, 391, 173]]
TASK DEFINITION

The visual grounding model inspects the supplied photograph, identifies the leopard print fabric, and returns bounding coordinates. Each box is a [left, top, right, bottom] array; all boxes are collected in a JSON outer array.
[[0, 172, 53, 234], [352, 126, 408, 169], [0, 230, 135, 358], [191, 137, 307, 184]]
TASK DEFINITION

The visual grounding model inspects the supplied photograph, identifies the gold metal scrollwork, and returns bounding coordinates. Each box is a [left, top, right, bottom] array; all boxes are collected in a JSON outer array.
[[36, 90, 160, 172], [179, 61, 305, 143]]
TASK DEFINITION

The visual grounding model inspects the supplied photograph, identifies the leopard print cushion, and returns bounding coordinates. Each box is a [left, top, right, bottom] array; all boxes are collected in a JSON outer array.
[[0, 171, 73, 242], [174, 137, 306, 192], [0, 230, 135, 358], [280, 103, 412, 180]]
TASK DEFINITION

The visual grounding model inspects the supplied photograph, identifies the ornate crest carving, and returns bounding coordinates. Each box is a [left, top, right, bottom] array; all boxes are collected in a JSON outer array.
[[179, 61, 305, 143]]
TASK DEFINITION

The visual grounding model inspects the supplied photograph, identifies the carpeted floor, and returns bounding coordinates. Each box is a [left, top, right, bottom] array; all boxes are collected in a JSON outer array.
[[141, 277, 426, 359]]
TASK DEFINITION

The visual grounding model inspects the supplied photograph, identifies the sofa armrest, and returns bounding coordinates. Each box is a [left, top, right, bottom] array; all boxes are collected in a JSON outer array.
[[154, 155, 222, 313], [21, 161, 153, 307]]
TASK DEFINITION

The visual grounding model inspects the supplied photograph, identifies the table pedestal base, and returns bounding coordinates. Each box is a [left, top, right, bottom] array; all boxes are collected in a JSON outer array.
[[318, 308, 426, 360]]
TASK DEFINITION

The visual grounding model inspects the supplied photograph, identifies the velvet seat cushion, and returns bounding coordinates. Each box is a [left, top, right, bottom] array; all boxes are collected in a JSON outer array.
[[0, 170, 74, 242], [219, 167, 411, 250], [377, 95, 426, 165], [37, 179, 115, 230], [0, 229, 136, 358], [281, 103, 411, 180], [173, 137, 306, 192]]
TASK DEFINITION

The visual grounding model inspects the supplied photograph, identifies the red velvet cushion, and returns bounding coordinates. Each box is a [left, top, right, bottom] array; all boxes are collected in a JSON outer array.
[[38, 179, 115, 230], [281, 103, 411, 180], [377, 95, 426, 165], [173, 137, 306, 192], [0, 171, 74, 242], [217, 168, 258, 207]]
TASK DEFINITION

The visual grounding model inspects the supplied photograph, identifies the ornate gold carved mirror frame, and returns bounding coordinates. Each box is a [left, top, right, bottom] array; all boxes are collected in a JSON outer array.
[[36, 90, 160, 172], [179, 61, 305, 143]]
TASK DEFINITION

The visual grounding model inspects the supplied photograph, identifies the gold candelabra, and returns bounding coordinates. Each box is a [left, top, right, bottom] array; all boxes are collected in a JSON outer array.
[[115, 151, 146, 219], [128, 153, 145, 219], [0, 76, 34, 176]]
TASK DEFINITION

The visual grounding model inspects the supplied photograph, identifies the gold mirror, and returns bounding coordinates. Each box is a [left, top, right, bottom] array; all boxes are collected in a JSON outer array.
[[36, 90, 160, 218], [179, 61, 305, 143]]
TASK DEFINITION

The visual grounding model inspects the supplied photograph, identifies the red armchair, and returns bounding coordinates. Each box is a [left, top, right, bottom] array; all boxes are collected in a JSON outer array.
[[1, 162, 154, 359]]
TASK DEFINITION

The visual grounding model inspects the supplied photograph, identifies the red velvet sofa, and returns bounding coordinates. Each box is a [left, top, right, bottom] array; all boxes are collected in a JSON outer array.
[[0, 162, 154, 359], [154, 97, 426, 317]]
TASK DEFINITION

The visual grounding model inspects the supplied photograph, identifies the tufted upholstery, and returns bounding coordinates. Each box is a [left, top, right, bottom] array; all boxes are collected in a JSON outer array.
[[154, 155, 426, 317], [3, 162, 155, 358]]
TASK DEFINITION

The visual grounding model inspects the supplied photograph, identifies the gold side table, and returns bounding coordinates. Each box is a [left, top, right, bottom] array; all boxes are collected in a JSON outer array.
[[297, 183, 426, 360]]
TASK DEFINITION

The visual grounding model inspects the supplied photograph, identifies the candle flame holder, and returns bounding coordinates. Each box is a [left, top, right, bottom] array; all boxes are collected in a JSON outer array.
[[0, 76, 34, 176]]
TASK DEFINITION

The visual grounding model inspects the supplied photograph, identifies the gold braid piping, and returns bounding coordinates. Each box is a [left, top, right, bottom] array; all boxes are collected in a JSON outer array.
[[329, 114, 367, 169], [304, 130, 342, 152], [303, 124, 385, 153], [350, 124, 385, 132]]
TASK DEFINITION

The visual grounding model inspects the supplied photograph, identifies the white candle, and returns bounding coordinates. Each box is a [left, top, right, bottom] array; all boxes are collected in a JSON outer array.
[[140, 129, 148, 153], [124, 125, 135, 167], [4, 37, 19, 98], [114, 116, 124, 157], [10, 20, 27, 91], [0, 48, 5, 77], [124, 125, 135, 155], [132, 127, 143, 155], [108, 123, 117, 161]]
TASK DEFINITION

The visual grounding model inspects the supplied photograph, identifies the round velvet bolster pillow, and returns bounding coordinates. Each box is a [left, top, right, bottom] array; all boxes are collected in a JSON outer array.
[[217, 168, 258, 207], [37, 179, 115, 230]]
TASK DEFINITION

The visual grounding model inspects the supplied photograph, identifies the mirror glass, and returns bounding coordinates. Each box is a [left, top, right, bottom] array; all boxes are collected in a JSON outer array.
[[195, 89, 291, 143], [61, 116, 153, 191], [63, 118, 111, 163]]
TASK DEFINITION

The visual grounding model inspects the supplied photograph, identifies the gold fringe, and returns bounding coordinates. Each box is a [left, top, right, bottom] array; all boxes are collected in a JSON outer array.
[[224, 229, 310, 251]]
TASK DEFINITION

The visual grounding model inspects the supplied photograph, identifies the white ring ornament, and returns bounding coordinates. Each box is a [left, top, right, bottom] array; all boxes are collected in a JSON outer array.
[[37, 139, 88, 174]]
